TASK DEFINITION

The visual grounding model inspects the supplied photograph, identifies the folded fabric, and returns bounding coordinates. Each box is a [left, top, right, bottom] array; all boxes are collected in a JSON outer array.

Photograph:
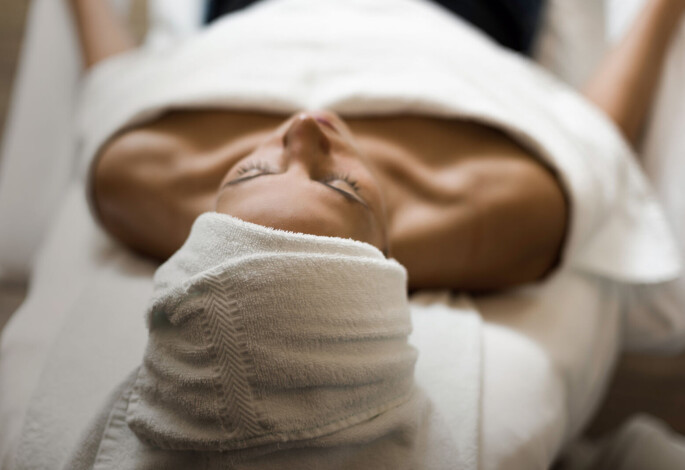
[[561, 415, 685, 470], [77, 0, 680, 285], [63, 213, 468, 469]]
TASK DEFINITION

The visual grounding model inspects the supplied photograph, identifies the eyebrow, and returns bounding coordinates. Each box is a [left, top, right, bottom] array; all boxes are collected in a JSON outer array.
[[221, 173, 370, 210]]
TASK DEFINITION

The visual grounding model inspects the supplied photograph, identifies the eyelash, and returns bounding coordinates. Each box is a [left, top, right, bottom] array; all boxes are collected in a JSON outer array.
[[324, 173, 361, 192], [236, 161, 272, 175], [236, 162, 361, 192]]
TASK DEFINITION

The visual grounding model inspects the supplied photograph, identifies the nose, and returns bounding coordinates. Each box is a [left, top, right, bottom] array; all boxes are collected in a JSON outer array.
[[283, 113, 331, 168]]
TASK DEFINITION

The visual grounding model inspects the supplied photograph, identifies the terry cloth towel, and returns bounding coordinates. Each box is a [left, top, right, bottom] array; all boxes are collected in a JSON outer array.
[[561, 415, 685, 470], [62, 213, 475, 470], [77, 0, 681, 286]]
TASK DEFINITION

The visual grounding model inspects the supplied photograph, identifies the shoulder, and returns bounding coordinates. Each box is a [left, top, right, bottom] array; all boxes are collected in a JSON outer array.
[[92, 124, 204, 260], [466, 152, 570, 284]]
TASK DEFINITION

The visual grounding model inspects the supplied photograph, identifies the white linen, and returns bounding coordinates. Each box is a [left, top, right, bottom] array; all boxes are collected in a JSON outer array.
[[534, 0, 608, 88], [562, 415, 685, 470], [128, 214, 420, 452], [59, 213, 480, 469], [544, 0, 685, 355], [144, 0, 204, 49], [628, 19, 685, 353], [0, 0, 80, 280], [1, 182, 620, 470], [0, 0, 131, 281], [534, 0, 685, 353]]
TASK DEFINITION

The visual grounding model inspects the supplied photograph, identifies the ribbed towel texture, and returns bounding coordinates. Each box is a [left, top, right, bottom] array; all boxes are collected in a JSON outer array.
[[56, 212, 474, 470], [126, 212, 419, 452]]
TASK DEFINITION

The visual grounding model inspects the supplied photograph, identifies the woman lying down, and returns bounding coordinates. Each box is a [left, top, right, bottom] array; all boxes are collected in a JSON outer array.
[[64, 0, 685, 468]]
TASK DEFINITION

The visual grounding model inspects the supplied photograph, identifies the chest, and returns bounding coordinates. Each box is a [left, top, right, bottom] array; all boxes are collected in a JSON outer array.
[[347, 115, 539, 206], [101, 110, 540, 224]]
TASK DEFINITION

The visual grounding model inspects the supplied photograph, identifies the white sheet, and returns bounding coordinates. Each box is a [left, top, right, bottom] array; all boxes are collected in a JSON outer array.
[[629, 11, 685, 353], [1, 1, 684, 469], [0, 0, 131, 281], [0, 0, 80, 280], [0, 181, 620, 470]]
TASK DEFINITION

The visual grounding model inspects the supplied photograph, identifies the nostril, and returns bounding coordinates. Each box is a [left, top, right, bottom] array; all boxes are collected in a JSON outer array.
[[319, 134, 331, 153], [284, 114, 331, 154]]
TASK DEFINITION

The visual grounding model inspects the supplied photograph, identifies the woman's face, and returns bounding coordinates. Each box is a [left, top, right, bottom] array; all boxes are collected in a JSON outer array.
[[215, 110, 389, 253]]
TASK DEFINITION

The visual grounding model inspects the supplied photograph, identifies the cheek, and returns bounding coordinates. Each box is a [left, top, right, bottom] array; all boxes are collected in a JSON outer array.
[[215, 185, 386, 251], [357, 175, 388, 232], [360, 211, 388, 254]]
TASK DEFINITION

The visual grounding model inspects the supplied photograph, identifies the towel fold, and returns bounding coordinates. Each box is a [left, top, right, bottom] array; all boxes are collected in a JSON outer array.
[[58, 213, 478, 469], [127, 212, 418, 453]]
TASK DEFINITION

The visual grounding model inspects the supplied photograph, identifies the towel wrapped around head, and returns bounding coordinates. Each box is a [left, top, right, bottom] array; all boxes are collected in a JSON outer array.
[[59, 212, 472, 470], [122, 212, 426, 462]]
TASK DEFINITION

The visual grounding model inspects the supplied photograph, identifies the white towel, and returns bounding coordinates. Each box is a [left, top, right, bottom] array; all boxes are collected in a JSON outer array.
[[62, 213, 478, 469], [77, 0, 680, 286], [561, 415, 685, 470]]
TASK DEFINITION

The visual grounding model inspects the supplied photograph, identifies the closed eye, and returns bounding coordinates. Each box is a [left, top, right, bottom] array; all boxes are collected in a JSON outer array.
[[323, 173, 361, 193], [221, 172, 369, 209], [323, 182, 369, 208], [224, 172, 275, 186]]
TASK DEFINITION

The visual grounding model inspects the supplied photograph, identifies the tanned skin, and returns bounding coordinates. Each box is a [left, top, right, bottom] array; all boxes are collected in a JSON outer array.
[[68, 0, 685, 292]]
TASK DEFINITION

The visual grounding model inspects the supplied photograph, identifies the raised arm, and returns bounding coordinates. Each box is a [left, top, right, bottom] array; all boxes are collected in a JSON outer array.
[[583, 0, 685, 146], [68, 0, 136, 68]]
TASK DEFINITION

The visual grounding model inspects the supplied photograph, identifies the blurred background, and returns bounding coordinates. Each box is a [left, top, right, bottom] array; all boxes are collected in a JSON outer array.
[[0, 0, 148, 332], [0, 1, 30, 333], [1, 1, 30, 151]]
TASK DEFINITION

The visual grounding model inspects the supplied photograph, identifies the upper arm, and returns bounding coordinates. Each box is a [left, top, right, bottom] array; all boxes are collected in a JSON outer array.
[[466, 156, 569, 287], [69, 0, 137, 68], [394, 155, 569, 292], [93, 130, 199, 260], [583, 0, 685, 146]]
